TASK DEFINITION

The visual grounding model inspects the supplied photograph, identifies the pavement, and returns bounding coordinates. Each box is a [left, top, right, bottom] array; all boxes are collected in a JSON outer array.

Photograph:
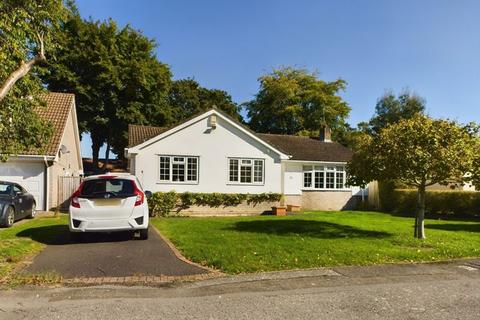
[[26, 227, 208, 278], [2, 259, 479, 319]]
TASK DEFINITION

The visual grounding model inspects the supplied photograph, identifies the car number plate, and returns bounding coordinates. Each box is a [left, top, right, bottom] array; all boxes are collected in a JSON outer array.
[[94, 199, 121, 206]]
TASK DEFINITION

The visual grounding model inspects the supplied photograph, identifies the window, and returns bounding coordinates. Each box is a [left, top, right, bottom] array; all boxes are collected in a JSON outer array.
[[158, 156, 198, 183], [303, 165, 346, 190], [80, 179, 134, 198], [229, 158, 264, 184], [159, 157, 170, 181], [336, 166, 345, 189], [314, 171, 324, 188]]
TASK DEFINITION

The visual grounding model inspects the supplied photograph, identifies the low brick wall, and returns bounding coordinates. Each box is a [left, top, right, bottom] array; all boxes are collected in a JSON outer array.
[[176, 201, 280, 216], [301, 190, 357, 211]]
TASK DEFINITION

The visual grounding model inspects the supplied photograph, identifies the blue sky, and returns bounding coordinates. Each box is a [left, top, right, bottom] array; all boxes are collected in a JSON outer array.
[[76, 0, 480, 157]]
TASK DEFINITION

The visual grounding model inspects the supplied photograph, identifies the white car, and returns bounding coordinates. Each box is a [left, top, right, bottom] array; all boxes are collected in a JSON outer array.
[[69, 173, 151, 240]]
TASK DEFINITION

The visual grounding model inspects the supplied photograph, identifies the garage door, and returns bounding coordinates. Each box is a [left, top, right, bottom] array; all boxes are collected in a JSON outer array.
[[0, 161, 45, 210]]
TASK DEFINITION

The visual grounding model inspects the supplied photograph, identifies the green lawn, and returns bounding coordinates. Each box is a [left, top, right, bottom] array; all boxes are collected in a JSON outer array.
[[151, 211, 480, 274], [0, 215, 67, 285]]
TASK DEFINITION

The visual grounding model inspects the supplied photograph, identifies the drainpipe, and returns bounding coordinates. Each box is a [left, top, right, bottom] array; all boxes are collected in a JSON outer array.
[[43, 156, 49, 211]]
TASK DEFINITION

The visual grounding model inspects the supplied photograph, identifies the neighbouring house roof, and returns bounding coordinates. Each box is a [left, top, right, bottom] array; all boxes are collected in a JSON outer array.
[[256, 133, 353, 162], [128, 113, 353, 163], [20, 92, 75, 157], [128, 124, 169, 148]]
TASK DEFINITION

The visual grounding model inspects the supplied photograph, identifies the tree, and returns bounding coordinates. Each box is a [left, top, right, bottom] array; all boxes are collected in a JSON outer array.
[[169, 79, 240, 121], [468, 123, 480, 189], [0, 0, 68, 158], [359, 90, 425, 135], [43, 14, 172, 169], [348, 115, 477, 239], [245, 67, 350, 140]]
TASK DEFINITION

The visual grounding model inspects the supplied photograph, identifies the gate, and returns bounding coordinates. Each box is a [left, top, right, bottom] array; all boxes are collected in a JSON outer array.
[[57, 176, 83, 211]]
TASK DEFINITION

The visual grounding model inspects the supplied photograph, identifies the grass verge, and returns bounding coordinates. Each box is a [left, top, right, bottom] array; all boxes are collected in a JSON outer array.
[[151, 211, 480, 274], [0, 215, 66, 288]]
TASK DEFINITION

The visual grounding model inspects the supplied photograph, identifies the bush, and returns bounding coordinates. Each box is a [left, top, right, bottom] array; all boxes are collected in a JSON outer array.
[[386, 189, 480, 218], [148, 191, 178, 217], [148, 192, 282, 217]]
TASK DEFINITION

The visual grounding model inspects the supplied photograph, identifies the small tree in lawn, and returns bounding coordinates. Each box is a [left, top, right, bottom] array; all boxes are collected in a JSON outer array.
[[348, 115, 477, 239]]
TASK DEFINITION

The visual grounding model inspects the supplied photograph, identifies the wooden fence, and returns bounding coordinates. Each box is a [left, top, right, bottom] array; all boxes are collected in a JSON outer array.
[[57, 176, 83, 211]]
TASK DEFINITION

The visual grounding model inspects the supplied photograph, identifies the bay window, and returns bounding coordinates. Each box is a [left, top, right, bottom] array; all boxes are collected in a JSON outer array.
[[303, 165, 346, 189]]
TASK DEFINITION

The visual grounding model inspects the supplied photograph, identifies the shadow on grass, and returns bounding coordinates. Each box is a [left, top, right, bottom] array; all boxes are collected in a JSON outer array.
[[378, 210, 480, 222], [16, 224, 134, 245], [425, 223, 480, 233], [226, 220, 391, 239]]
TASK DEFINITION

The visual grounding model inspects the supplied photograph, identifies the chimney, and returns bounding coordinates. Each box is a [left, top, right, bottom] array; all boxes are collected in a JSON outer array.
[[319, 125, 332, 142]]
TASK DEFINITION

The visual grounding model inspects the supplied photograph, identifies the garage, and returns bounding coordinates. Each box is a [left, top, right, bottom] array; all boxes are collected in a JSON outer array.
[[0, 160, 46, 210]]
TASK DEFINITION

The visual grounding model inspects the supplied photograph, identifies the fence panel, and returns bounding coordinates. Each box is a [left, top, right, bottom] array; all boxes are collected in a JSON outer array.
[[58, 176, 82, 211]]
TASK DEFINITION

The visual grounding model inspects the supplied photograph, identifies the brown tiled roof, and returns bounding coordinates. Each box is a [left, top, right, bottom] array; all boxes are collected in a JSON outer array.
[[128, 118, 353, 162], [21, 92, 74, 156], [128, 124, 168, 148], [256, 133, 353, 162]]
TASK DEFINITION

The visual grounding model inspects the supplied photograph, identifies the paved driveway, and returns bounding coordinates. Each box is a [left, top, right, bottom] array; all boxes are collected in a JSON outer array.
[[26, 226, 208, 278]]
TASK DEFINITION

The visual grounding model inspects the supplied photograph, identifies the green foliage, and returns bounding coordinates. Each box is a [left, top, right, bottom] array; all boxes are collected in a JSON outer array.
[[358, 90, 425, 135], [148, 192, 282, 217], [382, 189, 480, 217], [245, 67, 350, 140], [348, 115, 477, 189], [169, 78, 240, 121], [0, 0, 68, 159], [43, 14, 172, 164], [148, 191, 178, 217]]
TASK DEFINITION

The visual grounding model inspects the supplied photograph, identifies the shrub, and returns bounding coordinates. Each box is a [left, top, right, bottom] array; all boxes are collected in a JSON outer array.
[[386, 189, 480, 218], [148, 192, 282, 216], [148, 191, 178, 217]]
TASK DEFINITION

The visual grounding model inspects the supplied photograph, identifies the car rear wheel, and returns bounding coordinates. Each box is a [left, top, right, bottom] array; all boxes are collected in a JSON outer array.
[[2, 206, 15, 228], [27, 203, 36, 219], [70, 232, 84, 243], [138, 228, 148, 240]]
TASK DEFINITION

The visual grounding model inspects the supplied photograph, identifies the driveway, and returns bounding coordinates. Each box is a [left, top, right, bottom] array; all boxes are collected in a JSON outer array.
[[25, 226, 208, 278]]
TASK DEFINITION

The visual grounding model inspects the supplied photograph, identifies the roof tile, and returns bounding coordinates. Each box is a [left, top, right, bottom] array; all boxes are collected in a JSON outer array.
[[21, 92, 74, 156]]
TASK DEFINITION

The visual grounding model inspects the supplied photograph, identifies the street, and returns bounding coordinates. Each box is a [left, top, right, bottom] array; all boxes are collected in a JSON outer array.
[[1, 260, 479, 319]]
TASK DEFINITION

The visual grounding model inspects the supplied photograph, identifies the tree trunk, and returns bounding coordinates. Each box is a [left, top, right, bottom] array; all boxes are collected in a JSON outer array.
[[91, 135, 103, 173], [0, 35, 45, 102], [415, 184, 426, 239], [102, 143, 110, 170]]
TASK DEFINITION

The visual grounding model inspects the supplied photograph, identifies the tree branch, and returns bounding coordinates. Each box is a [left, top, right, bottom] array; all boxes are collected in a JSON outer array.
[[0, 32, 46, 103]]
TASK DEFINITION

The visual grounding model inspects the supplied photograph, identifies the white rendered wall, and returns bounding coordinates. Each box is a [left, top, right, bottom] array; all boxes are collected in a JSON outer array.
[[132, 116, 282, 194]]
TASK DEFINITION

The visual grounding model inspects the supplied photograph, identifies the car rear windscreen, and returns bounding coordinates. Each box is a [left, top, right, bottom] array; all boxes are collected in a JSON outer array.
[[80, 179, 135, 198]]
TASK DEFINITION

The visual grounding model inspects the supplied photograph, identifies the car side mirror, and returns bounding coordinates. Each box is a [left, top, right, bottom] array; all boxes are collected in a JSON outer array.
[[144, 191, 152, 199]]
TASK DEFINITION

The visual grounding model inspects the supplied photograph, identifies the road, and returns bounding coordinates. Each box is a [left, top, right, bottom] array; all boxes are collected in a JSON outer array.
[[1, 260, 480, 319]]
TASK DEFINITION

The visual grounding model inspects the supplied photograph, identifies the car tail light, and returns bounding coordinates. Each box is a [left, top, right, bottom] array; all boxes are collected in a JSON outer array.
[[133, 181, 144, 206], [70, 182, 84, 208]]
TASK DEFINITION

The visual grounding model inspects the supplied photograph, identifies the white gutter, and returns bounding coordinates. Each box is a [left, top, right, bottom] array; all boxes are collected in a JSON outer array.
[[283, 159, 348, 164]]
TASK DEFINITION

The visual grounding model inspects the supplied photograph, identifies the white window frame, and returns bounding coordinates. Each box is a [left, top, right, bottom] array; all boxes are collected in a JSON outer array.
[[228, 157, 265, 185], [158, 155, 199, 184], [302, 164, 347, 190]]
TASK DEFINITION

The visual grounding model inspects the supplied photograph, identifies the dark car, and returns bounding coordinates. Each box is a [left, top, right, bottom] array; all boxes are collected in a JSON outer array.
[[0, 181, 36, 228]]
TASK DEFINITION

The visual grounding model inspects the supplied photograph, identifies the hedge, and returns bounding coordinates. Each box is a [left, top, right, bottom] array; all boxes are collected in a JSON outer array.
[[383, 188, 480, 217], [148, 191, 282, 217]]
